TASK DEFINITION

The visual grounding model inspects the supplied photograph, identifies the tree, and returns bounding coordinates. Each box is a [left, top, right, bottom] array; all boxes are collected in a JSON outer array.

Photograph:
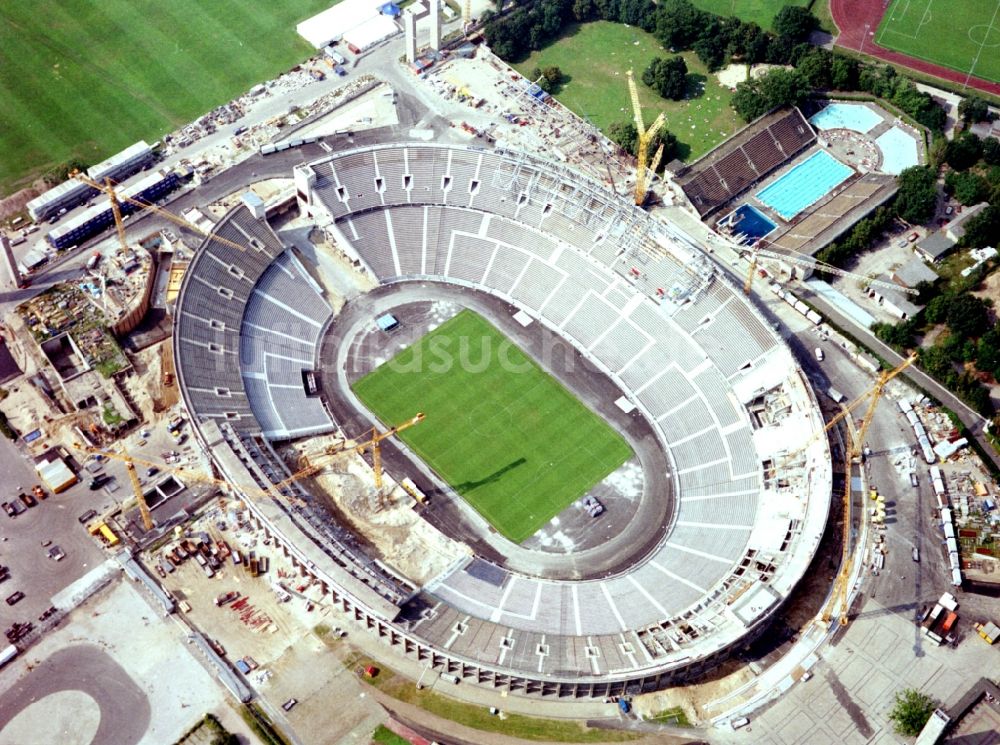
[[946, 293, 991, 338], [983, 138, 1000, 166], [542, 66, 563, 85], [608, 121, 639, 155], [831, 55, 859, 90], [772, 6, 818, 42], [894, 166, 938, 224], [653, 0, 708, 50], [643, 56, 688, 100], [945, 170, 989, 206], [960, 205, 1000, 248], [958, 95, 990, 124], [945, 132, 983, 171], [731, 68, 810, 122], [888, 689, 936, 735], [797, 48, 832, 89]]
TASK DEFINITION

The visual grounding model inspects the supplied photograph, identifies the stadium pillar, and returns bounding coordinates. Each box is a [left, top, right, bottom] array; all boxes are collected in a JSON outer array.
[[0, 234, 21, 288], [404, 11, 418, 63], [428, 0, 441, 51]]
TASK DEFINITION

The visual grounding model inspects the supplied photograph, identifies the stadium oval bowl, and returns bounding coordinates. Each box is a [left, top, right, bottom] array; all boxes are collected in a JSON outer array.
[[174, 143, 832, 697]]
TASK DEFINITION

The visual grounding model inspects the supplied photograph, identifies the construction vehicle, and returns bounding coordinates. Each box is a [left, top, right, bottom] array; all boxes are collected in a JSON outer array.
[[626, 70, 666, 206], [820, 354, 917, 627], [975, 621, 999, 644], [737, 240, 920, 298]]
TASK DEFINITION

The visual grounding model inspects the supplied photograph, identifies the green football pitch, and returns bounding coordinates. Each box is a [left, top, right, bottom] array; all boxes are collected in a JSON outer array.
[[352, 310, 632, 543], [875, 0, 1000, 84], [0, 0, 331, 196]]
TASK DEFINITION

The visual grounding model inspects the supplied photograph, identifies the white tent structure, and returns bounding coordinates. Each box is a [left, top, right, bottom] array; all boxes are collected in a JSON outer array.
[[297, 0, 399, 50]]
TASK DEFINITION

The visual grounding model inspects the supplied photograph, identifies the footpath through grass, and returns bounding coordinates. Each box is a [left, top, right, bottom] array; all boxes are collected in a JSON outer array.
[[353, 310, 631, 543], [0, 0, 332, 195], [513, 21, 737, 161], [875, 0, 1000, 84]]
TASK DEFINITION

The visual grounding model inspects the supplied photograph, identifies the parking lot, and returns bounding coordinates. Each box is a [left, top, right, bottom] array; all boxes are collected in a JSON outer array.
[[0, 437, 108, 635]]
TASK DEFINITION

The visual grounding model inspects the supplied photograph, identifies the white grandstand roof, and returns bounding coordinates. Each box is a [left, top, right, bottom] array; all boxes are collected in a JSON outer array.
[[296, 0, 387, 47]]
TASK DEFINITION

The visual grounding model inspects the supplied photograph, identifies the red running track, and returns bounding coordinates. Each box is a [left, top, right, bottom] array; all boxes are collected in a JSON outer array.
[[830, 0, 1000, 96]]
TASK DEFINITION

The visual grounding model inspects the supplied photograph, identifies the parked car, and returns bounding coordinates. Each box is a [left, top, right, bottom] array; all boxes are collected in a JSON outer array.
[[145, 467, 159, 478], [907, 231, 919, 243], [47, 546, 65, 562], [282, 698, 298, 712], [31, 485, 46, 500], [815, 347, 825, 362], [5, 591, 25, 606], [2, 502, 16, 519], [78, 509, 98, 524], [18, 492, 36, 508]]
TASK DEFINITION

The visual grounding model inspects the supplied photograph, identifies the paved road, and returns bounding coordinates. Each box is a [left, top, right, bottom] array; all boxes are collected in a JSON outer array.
[[0, 644, 150, 745]]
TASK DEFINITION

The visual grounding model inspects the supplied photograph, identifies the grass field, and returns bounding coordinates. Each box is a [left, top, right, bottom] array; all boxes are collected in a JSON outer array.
[[875, 0, 1000, 84], [514, 22, 738, 161], [689, 0, 810, 31], [0, 0, 332, 196], [352, 310, 631, 543]]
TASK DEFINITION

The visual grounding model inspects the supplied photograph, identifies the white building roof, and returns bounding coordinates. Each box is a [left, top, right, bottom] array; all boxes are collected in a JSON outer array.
[[296, 0, 387, 47], [87, 141, 152, 182], [343, 14, 398, 50]]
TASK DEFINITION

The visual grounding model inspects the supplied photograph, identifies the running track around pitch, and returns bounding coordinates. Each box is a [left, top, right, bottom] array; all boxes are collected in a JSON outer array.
[[830, 0, 1000, 97]]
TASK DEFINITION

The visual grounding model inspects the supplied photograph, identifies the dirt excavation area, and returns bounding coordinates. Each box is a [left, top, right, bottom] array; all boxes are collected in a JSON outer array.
[[283, 436, 465, 586]]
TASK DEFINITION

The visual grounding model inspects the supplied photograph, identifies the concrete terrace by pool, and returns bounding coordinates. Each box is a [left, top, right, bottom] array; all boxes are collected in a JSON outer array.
[[809, 103, 883, 134], [875, 127, 919, 175], [756, 151, 854, 221]]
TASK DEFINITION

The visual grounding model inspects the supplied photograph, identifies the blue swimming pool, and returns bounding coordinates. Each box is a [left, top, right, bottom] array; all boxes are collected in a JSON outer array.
[[756, 150, 854, 220], [809, 103, 882, 134], [721, 204, 776, 245], [875, 126, 919, 175]]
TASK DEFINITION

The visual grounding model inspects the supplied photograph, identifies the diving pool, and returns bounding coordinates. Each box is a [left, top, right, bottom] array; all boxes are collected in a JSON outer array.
[[721, 204, 776, 245], [756, 151, 854, 221], [809, 103, 882, 134]]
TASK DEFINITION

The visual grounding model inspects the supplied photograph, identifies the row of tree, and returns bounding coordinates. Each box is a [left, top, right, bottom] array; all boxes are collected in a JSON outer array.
[[731, 48, 946, 131], [483, 0, 817, 72]]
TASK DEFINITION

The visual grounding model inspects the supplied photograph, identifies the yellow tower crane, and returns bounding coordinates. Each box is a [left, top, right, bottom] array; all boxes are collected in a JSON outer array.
[[738, 241, 919, 298], [821, 354, 916, 627], [626, 70, 666, 206], [73, 413, 425, 516], [354, 412, 425, 493], [119, 444, 155, 531], [71, 171, 250, 255]]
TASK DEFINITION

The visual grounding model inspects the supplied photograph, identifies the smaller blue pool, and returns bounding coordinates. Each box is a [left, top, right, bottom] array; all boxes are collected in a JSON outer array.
[[809, 103, 882, 133], [756, 151, 854, 221], [721, 204, 776, 245]]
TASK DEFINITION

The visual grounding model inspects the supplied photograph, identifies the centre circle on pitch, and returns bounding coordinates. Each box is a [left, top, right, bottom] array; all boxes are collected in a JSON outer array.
[[968, 24, 1000, 47]]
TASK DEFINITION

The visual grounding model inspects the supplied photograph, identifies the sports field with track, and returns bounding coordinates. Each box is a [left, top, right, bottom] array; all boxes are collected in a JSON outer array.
[[0, 0, 331, 195], [875, 0, 1000, 84], [352, 310, 631, 543]]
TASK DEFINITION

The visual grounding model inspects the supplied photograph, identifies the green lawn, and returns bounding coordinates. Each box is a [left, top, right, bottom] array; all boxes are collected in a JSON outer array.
[[875, 0, 1000, 84], [371, 725, 410, 745], [352, 310, 631, 543], [513, 21, 738, 161], [689, 0, 810, 31], [0, 0, 333, 196]]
